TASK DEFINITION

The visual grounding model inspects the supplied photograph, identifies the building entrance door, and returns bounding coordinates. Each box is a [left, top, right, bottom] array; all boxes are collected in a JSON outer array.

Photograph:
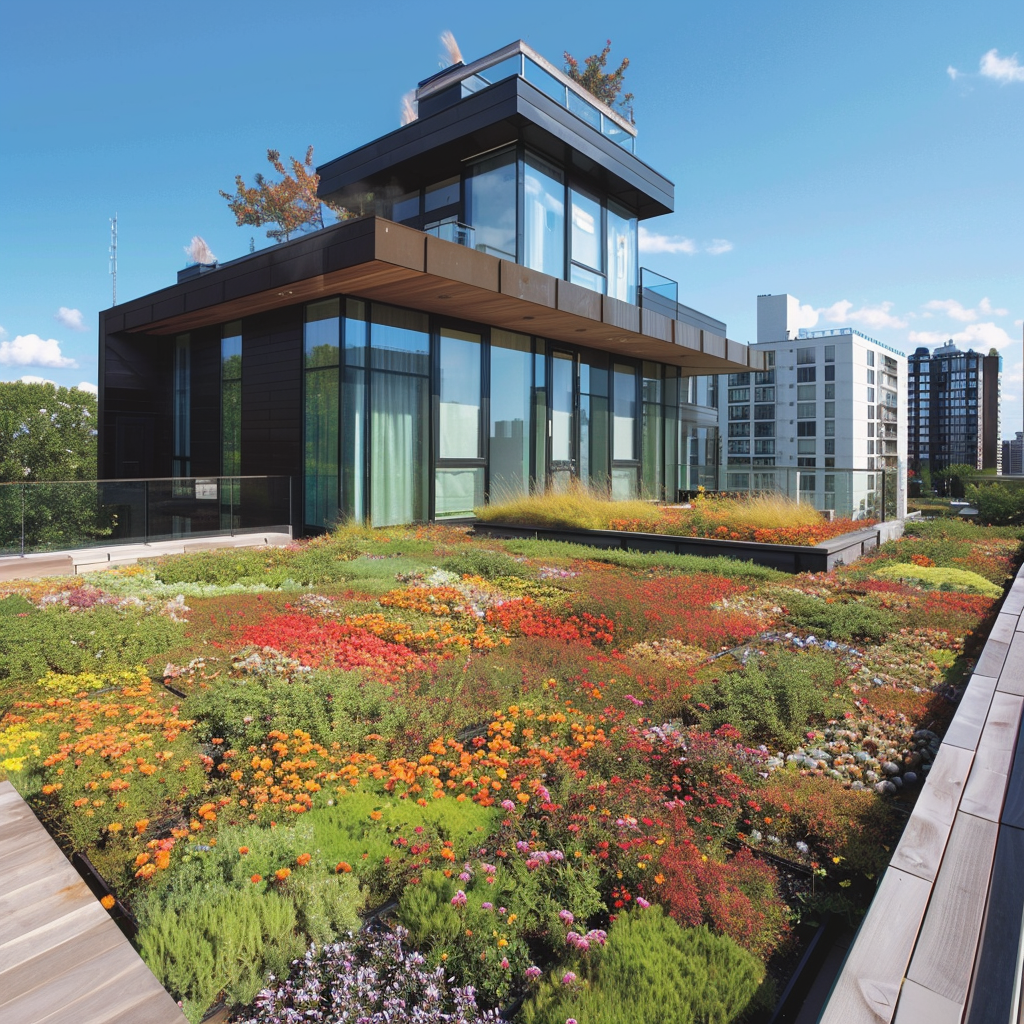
[[550, 349, 577, 490]]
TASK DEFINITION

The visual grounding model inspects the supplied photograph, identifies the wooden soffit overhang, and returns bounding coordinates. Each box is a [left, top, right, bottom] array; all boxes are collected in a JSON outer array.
[[106, 218, 760, 374]]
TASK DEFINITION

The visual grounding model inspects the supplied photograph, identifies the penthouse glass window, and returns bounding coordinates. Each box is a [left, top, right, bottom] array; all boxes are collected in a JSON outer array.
[[570, 187, 605, 293], [466, 148, 516, 260], [304, 300, 340, 529], [523, 154, 565, 279], [606, 200, 637, 304]]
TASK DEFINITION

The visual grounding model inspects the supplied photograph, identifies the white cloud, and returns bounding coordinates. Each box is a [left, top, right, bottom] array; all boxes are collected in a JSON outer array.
[[638, 227, 733, 256], [75, 381, 98, 395], [979, 49, 1024, 84], [0, 334, 78, 368], [979, 297, 1009, 316], [54, 307, 87, 331], [792, 304, 820, 331], [18, 374, 58, 386], [819, 300, 907, 330], [908, 321, 1015, 351], [924, 297, 1008, 322], [638, 227, 697, 255], [947, 65, 960, 80]]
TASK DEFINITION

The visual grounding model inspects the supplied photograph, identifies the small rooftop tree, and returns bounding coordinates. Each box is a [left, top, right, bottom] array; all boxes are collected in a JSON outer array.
[[220, 146, 352, 244], [563, 40, 634, 122]]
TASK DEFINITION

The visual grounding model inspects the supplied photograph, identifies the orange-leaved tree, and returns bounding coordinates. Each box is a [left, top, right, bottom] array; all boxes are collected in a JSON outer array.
[[220, 146, 353, 243], [563, 40, 634, 123]]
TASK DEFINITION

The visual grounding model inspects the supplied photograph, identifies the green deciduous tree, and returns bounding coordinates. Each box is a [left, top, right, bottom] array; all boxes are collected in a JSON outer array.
[[0, 380, 96, 482], [563, 40, 634, 122]]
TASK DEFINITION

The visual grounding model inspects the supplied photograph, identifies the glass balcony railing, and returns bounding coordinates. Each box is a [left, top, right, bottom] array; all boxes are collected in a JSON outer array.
[[713, 466, 902, 522], [418, 42, 637, 153], [0, 476, 292, 556], [424, 217, 476, 248], [639, 267, 679, 319]]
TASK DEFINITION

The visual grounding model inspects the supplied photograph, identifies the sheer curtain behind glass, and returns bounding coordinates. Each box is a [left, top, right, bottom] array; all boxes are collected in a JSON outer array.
[[465, 149, 517, 260], [523, 154, 564, 279], [370, 304, 429, 526], [489, 331, 533, 500]]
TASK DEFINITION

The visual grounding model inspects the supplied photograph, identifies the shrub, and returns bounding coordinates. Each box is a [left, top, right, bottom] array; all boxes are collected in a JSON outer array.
[[440, 548, 530, 579], [138, 885, 303, 1022], [781, 592, 897, 642], [696, 648, 851, 748], [522, 907, 764, 1024], [0, 604, 185, 684], [965, 483, 1024, 526], [873, 563, 1003, 598]]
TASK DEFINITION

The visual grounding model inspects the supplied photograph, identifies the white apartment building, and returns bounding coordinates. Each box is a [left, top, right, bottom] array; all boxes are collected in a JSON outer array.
[[719, 294, 908, 519]]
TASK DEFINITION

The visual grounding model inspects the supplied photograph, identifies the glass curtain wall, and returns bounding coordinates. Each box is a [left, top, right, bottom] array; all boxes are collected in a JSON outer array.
[[436, 327, 484, 518], [489, 330, 534, 500], [465, 148, 517, 260], [342, 299, 368, 522], [172, 334, 191, 479], [523, 154, 565, 278], [550, 351, 577, 491], [641, 362, 664, 498], [579, 351, 609, 491], [533, 340, 547, 489], [663, 367, 680, 501], [369, 304, 430, 526], [304, 300, 340, 529], [220, 321, 242, 528], [612, 362, 638, 497]]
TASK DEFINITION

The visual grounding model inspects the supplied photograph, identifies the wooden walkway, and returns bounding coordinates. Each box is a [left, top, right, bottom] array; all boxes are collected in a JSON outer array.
[[819, 560, 1024, 1023], [0, 781, 185, 1024]]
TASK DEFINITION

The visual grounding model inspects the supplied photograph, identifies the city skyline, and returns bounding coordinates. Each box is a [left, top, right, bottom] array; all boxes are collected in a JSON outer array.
[[1, 1, 1021, 430]]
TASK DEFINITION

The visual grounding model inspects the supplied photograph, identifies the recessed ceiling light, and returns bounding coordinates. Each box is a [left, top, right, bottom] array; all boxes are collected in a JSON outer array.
[[523, 316, 535, 321], [276, 290, 293, 297]]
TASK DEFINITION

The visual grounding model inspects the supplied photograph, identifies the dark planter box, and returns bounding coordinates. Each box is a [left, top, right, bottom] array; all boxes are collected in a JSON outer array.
[[472, 521, 888, 574]]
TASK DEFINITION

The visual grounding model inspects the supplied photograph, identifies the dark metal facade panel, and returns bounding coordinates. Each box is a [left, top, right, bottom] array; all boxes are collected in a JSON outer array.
[[317, 77, 673, 220]]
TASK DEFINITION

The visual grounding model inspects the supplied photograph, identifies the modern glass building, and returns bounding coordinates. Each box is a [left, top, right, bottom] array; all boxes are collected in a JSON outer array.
[[907, 342, 1001, 479], [98, 41, 758, 534]]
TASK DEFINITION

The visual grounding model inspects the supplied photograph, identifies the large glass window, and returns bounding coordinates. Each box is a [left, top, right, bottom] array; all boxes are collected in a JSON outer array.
[[571, 188, 604, 293], [370, 304, 430, 526], [613, 363, 637, 461], [304, 300, 339, 529], [342, 299, 367, 522], [172, 334, 191, 479], [221, 322, 242, 527], [466, 148, 516, 260], [436, 327, 483, 519], [523, 154, 565, 279], [580, 351, 610, 490], [642, 362, 664, 497], [490, 331, 533, 500], [606, 199, 637, 304]]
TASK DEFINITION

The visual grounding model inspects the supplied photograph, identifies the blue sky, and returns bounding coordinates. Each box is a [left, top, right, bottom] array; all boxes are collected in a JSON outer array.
[[2, 1, 1021, 433]]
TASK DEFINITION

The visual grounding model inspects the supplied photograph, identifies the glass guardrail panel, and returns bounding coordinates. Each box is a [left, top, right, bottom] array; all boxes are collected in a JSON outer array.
[[567, 90, 601, 129], [476, 54, 522, 86], [523, 57, 567, 105]]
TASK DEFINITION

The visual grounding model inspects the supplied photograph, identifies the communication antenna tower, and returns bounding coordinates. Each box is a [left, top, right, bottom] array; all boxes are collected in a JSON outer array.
[[109, 214, 118, 306]]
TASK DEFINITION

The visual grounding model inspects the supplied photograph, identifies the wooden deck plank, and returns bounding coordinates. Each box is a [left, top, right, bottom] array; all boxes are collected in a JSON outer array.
[[818, 867, 932, 1024], [943, 674, 998, 751], [964, 824, 1024, 1024], [0, 917, 126, 1007], [32, 962, 184, 1024], [995, 632, 1024, 696], [0, 902, 107, 974], [0, 877, 93, 945], [959, 692, 1023, 821], [989, 611, 1022, 645], [0, 782, 185, 1024], [889, 743, 974, 881], [894, 978, 963, 1024], [905, 811, 1000, 1007]]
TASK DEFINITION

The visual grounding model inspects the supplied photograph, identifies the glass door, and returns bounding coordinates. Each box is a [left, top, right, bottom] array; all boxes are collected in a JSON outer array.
[[550, 349, 577, 491]]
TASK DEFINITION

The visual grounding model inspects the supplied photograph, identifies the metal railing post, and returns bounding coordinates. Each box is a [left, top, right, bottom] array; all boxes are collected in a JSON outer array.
[[144, 480, 149, 543], [230, 477, 235, 537]]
